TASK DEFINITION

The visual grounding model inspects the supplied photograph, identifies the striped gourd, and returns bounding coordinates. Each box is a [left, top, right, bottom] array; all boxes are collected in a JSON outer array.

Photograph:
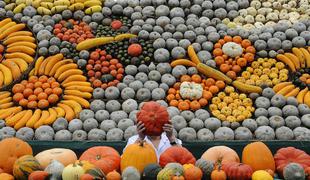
[[13, 155, 42, 180], [157, 168, 174, 180]]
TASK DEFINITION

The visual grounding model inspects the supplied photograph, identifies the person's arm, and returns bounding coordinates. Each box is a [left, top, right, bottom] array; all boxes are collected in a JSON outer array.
[[135, 121, 146, 143], [163, 121, 182, 147]]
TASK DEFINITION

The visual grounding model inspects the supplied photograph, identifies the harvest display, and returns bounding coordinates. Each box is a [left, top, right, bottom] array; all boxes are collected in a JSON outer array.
[[0, 0, 309, 178]]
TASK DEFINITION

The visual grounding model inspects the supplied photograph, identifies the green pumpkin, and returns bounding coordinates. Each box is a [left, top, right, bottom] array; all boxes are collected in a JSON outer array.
[[13, 155, 42, 180], [142, 163, 162, 180], [157, 168, 174, 180], [122, 166, 140, 180], [165, 163, 184, 176], [195, 158, 214, 179], [283, 163, 305, 180]]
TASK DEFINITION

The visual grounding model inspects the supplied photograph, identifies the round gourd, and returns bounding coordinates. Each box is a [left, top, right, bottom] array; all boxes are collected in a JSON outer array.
[[28, 171, 49, 180], [79, 146, 121, 174], [165, 163, 184, 176], [142, 164, 162, 180], [242, 142, 275, 172], [222, 162, 253, 180], [252, 170, 273, 180], [85, 167, 106, 179], [122, 166, 140, 180], [201, 146, 240, 164], [62, 163, 85, 180], [159, 146, 196, 167], [136, 101, 169, 136], [184, 166, 203, 180], [157, 168, 174, 180], [13, 155, 42, 180], [35, 148, 77, 169], [0, 173, 14, 180], [0, 137, 33, 174], [195, 158, 214, 178], [283, 163, 306, 180], [106, 170, 121, 180], [75, 160, 95, 171], [121, 141, 157, 173]]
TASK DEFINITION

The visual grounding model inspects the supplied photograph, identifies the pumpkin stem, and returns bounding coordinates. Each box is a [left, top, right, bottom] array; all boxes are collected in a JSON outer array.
[[217, 157, 223, 171], [139, 140, 145, 147]]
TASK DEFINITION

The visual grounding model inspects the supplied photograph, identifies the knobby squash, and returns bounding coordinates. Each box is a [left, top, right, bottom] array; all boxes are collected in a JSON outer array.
[[159, 146, 196, 167]]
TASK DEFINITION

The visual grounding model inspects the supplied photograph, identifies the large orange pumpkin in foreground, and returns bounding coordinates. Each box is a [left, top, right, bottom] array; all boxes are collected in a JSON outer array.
[[35, 148, 77, 168], [137, 101, 169, 136], [0, 138, 33, 174], [79, 146, 121, 174], [242, 142, 275, 172], [159, 146, 196, 167], [201, 146, 239, 164], [121, 141, 157, 173]]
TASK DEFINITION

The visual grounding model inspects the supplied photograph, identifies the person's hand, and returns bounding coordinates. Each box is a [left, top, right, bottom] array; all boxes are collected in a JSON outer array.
[[163, 120, 176, 142], [136, 121, 146, 140]]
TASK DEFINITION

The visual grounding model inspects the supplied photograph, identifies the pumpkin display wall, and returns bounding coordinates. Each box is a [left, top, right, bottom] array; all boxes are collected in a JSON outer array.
[[79, 146, 121, 174], [159, 146, 196, 167], [242, 142, 275, 172], [274, 147, 310, 176], [121, 141, 157, 173], [201, 146, 240, 165], [136, 101, 170, 136], [35, 148, 77, 169], [0, 138, 33, 174]]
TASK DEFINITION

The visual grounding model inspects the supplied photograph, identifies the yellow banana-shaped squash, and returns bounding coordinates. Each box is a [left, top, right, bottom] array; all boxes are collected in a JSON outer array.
[[276, 54, 296, 72], [44, 108, 57, 125], [64, 90, 92, 99], [6, 58, 28, 72], [54, 0, 70, 6], [68, 3, 84, 11], [44, 53, 64, 75], [37, 7, 52, 15], [0, 22, 16, 34], [292, 47, 306, 68], [296, 87, 308, 104], [65, 85, 93, 93], [0, 102, 14, 109], [76, 37, 114, 51], [84, 5, 102, 14], [51, 5, 68, 14], [49, 59, 73, 76], [84, 0, 102, 7], [0, 18, 12, 27], [34, 56, 45, 75], [284, 53, 300, 70], [54, 63, 78, 78], [284, 87, 300, 98], [8, 41, 37, 49], [13, 3, 26, 14], [1, 60, 22, 80], [197, 63, 232, 84], [0, 106, 22, 119], [58, 69, 83, 82], [61, 74, 87, 85], [63, 95, 90, 108], [0, 23, 25, 40], [53, 107, 65, 118], [61, 100, 82, 118], [5, 52, 34, 63], [57, 103, 75, 121], [14, 110, 33, 130], [7, 30, 32, 37], [5, 110, 27, 127], [301, 47, 310, 68], [277, 84, 296, 96], [0, 97, 12, 105], [304, 91, 310, 107], [6, 45, 35, 56], [62, 81, 91, 88], [0, 91, 11, 99], [26, 109, 41, 128], [3, 36, 35, 45], [34, 110, 49, 129], [0, 64, 13, 85], [0, 71, 3, 87], [114, 33, 137, 42]]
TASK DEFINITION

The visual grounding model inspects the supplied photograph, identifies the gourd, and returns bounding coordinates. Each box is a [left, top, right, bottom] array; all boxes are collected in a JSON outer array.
[[0, 137, 33, 174], [122, 166, 141, 180], [222, 162, 253, 180], [195, 158, 214, 179], [242, 142, 275, 172], [121, 141, 157, 173], [157, 168, 174, 180], [136, 101, 169, 136], [62, 163, 85, 180], [165, 163, 184, 176], [274, 147, 310, 176], [179, 82, 203, 100], [252, 170, 273, 180], [211, 161, 226, 180], [35, 148, 77, 169], [142, 164, 162, 180], [222, 42, 243, 57], [0, 173, 14, 180], [79, 146, 121, 174], [75, 160, 95, 171], [28, 171, 49, 180], [184, 165, 203, 180], [159, 146, 196, 167], [44, 160, 65, 180], [283, 163, 306, 180], [13, 155, 42, 180], [85, 167, 106, 179], [201, 146, 240, 164], [106, 170, 121, 180]]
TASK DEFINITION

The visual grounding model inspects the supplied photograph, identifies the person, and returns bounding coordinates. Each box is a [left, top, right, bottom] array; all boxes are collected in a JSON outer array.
[[124, 120, 182, 159]]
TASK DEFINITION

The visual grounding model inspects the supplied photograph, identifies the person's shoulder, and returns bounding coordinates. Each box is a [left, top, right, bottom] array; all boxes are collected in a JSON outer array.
[[127, 134, 139, 142]]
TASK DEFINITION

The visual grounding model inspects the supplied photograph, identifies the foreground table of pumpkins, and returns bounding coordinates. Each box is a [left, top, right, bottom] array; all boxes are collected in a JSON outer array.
[[0, 0, 310, 179]]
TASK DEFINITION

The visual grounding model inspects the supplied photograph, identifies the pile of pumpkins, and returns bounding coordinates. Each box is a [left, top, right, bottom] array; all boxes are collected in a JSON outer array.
[[0, 137, 309, 180]]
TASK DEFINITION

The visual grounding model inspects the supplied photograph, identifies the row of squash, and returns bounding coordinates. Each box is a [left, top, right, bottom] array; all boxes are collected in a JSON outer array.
[[0, 137, 309, 180]]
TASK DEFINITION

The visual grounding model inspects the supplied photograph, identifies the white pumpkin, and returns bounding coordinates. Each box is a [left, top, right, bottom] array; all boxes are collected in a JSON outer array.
[[222, 42, 243, 58], [180, 82, 203, 100], [45, 160, 65, 180], [62, 163, 85, 180]]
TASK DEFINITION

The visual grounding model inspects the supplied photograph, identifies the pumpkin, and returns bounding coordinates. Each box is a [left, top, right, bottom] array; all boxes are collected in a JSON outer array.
[[81, 174, 95, 180], [62, 163, 85, 180], [35, 148, 77, 169], [136, 101, 169, 136], [274, 147, 310, 176], [85, 167, 105, 179], [211, 158, 226, 180], [179, 82, 203, 100], [13, 155, 41, 180], [122, 166, 140, 180], [75, 160, 95, 171], [172, 175, 185, 180], [142, 164, 162, 180], [28, 171, 49, 180], [242, 142, 275, 172], [195, 158, 214, 179], [201, 146, 240, 164], [106, 170, 121, 180], [184, 166, 203, 180], [252, 170, 273, 180], [128, 44, 143, 57], [283, 163, 306, 180], [183, 164, 194, 170], [159, 146, 196, 167], [79, 146, 121, 175], [157, 168, 174, 180], [121, 141, 157, 173], [0, 138, 33, 174], [165, 163, 184, 176], [0, 173, 14, 180], [44, 160, 64, 179], [305, 167, 310, 180], [222, 42, 243, 57], [222, 162, 253, 180]]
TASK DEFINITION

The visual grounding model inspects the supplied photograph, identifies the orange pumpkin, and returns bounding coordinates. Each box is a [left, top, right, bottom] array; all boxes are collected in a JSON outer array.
[[242, 142, 275, 172], [0, 173, 14, 180], [0, 138, 33, 174], [265, 169, 274, 177], [159, 146, 196, 167], [201, 146, 239, 164], [172, 175, 185, 180], [80, 174, 94, 180], [79, 146, 121, 175], [211, 169, 227, 180], [305, 167, 310, 180], [28, 171, 49, 180], [106, 170, 121, 180], [35, 148, 77, 169], [184, 166, 203, 180]]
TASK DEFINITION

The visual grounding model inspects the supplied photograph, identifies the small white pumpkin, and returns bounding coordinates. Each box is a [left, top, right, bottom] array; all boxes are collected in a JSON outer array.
[[62, 163, 85, 180], [180, 82, 203, 100], [45, 160, 65, 180], [222, 42, 243, 58]]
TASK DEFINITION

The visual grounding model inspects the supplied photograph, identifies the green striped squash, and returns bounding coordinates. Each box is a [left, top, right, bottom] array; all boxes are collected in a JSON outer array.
[[13, 155, 42, 180], [157, 168, 174, 180]]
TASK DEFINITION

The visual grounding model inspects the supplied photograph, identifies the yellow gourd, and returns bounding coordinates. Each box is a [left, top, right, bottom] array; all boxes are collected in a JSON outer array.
[[252, 170, 273, 180]]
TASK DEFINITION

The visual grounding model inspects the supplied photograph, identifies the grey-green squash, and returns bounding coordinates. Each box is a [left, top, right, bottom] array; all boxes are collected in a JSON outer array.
[[283, 163, 305, 180], [142, 163, 162, 180]]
